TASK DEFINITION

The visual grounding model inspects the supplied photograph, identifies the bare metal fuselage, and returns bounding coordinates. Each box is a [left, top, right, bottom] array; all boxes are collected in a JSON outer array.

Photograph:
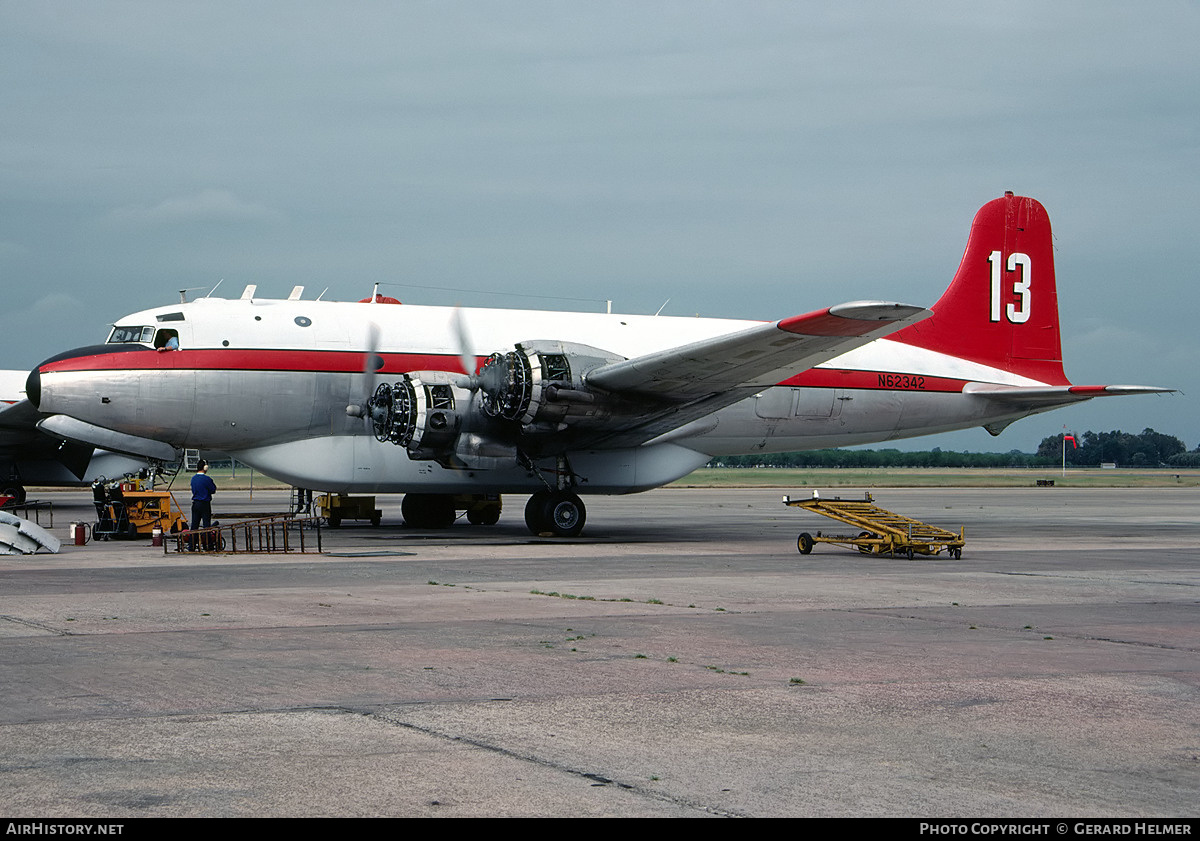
[[34, 298, 1044, 494]]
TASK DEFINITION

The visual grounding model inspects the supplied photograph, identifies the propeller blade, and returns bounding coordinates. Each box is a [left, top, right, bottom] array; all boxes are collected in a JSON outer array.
[[452, 308, 477, 379], [346, 322, 383, 417]]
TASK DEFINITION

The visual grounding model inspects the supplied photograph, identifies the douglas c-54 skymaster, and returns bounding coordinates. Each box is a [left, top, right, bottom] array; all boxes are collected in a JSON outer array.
[[26, 193, 1170, 536]]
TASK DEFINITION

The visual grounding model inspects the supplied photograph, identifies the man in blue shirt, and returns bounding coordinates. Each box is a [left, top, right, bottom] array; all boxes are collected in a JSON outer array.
[[190, 460, 217, 531]]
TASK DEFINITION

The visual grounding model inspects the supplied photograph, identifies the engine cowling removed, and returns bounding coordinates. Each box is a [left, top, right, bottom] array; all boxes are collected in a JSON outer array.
[[364, 341, 626, 466]]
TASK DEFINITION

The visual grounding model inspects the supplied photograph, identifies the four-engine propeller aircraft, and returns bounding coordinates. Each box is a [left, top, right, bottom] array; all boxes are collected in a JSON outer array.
[[26, 193, 1170, 535]]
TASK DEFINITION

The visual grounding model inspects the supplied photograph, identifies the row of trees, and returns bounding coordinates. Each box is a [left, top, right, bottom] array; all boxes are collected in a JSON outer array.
[[708, 429, 1194, 469], [1035, 428, 1194, 467]]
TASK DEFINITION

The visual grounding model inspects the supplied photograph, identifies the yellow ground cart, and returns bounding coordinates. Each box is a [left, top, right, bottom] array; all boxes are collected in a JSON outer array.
[[92, 481, 187, 540], [316, 494, 382, 527], [783, 492, 964, 559]]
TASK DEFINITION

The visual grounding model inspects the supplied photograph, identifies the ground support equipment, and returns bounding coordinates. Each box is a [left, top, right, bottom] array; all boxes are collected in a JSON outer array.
[[784, 492, 965, 559], [316, 493, 382, 527]]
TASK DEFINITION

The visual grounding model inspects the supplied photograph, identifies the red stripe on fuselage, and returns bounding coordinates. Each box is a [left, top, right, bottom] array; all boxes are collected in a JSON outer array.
[[779, 368, 968, 393], [40, 347, 972, 393], [40, 348, 477, 376]]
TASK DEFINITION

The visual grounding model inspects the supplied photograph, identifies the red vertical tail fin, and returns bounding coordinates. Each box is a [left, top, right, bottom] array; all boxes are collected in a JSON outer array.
[[892, 193, 1069, 385]]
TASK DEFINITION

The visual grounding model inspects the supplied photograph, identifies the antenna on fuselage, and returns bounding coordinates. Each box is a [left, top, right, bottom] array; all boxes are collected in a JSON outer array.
[[178, 286, 208, 304], [205, 279, 224, 298]]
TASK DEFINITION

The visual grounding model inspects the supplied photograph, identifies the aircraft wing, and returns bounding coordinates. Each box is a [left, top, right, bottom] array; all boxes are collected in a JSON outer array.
[[0, 398, 43, 432], [575, 301, 930, 448], [589, 302, 929, 396]]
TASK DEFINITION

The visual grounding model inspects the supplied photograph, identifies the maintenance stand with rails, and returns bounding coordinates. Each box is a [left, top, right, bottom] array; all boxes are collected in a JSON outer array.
[[784, 491, 965, 559]]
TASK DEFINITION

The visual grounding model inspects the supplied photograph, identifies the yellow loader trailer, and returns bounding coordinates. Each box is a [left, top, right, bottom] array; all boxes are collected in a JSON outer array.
[[783, 492, 964, 559]]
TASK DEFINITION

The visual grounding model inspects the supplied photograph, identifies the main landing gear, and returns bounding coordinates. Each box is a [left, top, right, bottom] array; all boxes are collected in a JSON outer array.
[[401, 457, 588, 537], [524, 489, 586, 538], [398, 489, 587, 538]]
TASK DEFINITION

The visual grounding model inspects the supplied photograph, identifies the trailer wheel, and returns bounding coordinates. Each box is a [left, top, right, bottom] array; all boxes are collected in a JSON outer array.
[[952, 548, 961, 559], [797, 532, 814, 555]]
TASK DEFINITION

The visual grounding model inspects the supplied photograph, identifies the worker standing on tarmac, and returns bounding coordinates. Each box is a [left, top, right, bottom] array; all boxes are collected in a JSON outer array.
[[190, 460, 216, 530]]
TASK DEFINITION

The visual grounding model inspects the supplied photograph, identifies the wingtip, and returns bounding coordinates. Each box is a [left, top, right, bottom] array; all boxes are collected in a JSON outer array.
[[778, 302, 930, 337]]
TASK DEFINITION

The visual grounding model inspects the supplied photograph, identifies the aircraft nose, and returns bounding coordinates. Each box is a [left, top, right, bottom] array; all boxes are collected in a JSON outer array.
[[25, 366, 41, 409], [27, 343, 132, 411]]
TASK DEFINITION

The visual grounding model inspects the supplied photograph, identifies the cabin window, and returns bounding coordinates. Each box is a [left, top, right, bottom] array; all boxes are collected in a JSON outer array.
[[108, 326, 154, 344]]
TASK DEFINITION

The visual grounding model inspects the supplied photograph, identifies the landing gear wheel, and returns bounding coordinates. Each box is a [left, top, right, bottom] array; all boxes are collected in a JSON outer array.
[[547, 492, 585, 537], [797, 532, 814, 555], [525, 491, 551, 534], [525, 491, 586, 537], [1, 485, 26, 505], [467, 505, 501, 525], [402, 493, 456, 529]]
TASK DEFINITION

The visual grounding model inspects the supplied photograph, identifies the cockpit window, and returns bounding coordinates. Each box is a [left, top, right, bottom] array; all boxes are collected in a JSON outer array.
[[154, 329, 180, 349], [108, 326, 154, 344]]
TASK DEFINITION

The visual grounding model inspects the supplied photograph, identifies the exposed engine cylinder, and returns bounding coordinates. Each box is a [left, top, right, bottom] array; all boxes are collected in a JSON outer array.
[[367, 371, 469, 459], [362, 341, 626, 463], [476, 341, 621, 431]]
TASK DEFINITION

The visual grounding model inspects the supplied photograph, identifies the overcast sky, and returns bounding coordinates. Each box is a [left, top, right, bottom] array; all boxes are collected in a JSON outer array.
[[2, 1, 1195, 452]]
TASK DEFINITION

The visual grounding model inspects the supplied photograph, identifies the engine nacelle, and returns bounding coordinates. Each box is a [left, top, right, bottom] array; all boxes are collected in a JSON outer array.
[[476, 341, 624, 432], [364, 341, 629, 466], [367, 371, 472, 460]]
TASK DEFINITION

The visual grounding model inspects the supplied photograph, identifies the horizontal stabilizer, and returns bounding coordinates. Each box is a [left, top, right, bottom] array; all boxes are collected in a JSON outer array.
[[963, 382, 1175, 407]]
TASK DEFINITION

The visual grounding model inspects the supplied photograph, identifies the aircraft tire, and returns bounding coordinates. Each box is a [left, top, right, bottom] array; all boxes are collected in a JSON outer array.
[[1, 485, 26, 505], [467, 502, 501, 526], [526, 490, 585, 538], [402, 493, 456, 529], [524, 491, 551, 534]]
